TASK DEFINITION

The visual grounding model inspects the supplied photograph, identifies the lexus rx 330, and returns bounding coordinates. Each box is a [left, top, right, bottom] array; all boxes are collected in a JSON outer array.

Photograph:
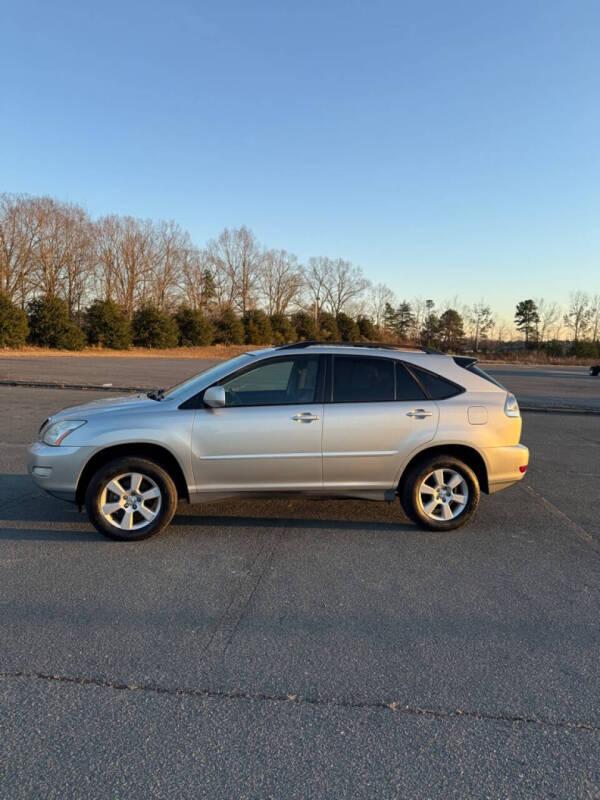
[[28, 343, 529, 540]]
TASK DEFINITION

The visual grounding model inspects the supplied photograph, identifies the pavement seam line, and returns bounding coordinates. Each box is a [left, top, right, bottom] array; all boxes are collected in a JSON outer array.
[[519, 484, 599, 553], [1, 670, 598, 733], [204, 528, 284, 658]]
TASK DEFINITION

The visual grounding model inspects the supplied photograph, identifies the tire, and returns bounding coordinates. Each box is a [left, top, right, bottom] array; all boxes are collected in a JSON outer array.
[[401, 455, 480, 532], [85, 457, 178, 541]]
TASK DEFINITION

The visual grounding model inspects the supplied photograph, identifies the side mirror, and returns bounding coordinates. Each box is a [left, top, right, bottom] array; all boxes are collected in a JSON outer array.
[[203, 385, 226, 408]]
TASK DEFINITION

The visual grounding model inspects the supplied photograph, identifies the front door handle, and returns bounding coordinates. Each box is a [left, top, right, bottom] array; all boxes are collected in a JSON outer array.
[[407, 409, 433, 419], [291, 412, 321, 423]]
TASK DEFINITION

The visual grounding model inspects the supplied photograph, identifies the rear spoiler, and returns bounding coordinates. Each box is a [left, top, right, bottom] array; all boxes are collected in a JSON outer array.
[[453, 356, 478, 369]]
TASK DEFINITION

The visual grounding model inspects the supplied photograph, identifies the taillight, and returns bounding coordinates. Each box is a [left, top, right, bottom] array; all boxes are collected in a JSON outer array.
[[519, 465, 527, 473], [504, 392, 520, 418]]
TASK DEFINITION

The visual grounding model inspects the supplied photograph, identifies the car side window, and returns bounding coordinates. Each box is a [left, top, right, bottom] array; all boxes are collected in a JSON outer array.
[[396, 363, 426, 400], [332, 356, 395, 402], [219, 356, 319, 407], [409, 365, 463, 399]]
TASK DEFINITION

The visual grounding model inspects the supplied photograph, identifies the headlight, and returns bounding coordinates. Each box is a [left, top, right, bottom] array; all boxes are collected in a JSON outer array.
[[42, 420, 87, 446], [504, 393, 520, 418]]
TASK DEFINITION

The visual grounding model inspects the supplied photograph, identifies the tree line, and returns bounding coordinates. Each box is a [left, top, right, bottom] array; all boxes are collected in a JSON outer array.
[[0, 192, 598, 355]]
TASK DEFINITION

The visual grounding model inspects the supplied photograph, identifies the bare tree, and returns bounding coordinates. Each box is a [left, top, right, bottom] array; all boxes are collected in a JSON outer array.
[[590, 294, 600, 343], [93, 215, 154, 316], [20, 197, 94, 314], [61, 204, 94, 316], [439, 295, 464, 314], [485, 315, 499, 351], [149, 220, 189, 311], [0, 193, 40, 306], [258, 249, 303, 315], [322, 258, 370, 316], [410, 297, 427, 342], [120, 217, 155, 314], [180, 248, 215, 311], [535, 298, 562, 343], [563, 291, 591, 342], [92, 215, 122, 302], [206, 226, 262, 314], [29, 197, 71, 299], [301, 257, 370, 318], [369, 283, 396, 329], [301, 257, 331, 319], [467, 301, 494, 352], [496, 319, 510, 346]]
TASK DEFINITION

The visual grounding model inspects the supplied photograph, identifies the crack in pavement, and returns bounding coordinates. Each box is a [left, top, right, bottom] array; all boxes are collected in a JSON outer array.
[[1, 670, 598, 733]]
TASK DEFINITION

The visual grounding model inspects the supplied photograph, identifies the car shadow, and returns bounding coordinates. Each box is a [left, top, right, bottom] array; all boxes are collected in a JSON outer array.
[[0, 528, 101, 542], [170, 513, 413, 534], [1, 474, 415, 540]]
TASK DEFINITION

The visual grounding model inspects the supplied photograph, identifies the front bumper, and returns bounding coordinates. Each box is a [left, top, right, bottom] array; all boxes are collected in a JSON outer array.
[[27, 442, 94, 503], [483, 443, 529, 494]]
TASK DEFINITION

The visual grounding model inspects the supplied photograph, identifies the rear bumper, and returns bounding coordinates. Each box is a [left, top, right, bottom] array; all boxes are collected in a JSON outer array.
[[483, 443, 529, 494], [27, 442, 95, 503]]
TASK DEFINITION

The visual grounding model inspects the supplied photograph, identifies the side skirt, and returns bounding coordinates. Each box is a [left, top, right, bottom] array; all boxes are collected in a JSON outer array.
[[188, 488, 398, 504]]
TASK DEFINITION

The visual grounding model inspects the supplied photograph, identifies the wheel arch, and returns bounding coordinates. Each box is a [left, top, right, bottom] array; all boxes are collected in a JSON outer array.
[[397, 443, 490, 496], [76, 443, 190, 507]]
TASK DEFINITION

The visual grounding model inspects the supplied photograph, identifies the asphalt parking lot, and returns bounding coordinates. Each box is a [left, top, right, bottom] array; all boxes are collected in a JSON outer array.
[[1, 382, 599, 799]]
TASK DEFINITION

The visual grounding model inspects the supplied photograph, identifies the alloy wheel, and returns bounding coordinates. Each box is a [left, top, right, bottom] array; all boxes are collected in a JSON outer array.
[[417, 468, 469, 522], [100, 472, 162, 531]]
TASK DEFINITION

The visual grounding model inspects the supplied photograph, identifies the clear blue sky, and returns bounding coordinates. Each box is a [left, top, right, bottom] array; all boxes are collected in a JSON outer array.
[[1, 0, 598, 319]]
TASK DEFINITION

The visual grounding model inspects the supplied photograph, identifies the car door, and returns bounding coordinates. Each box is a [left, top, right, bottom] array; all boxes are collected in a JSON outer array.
[[322, 355, 439, 489], [190, 354, 324, 492]]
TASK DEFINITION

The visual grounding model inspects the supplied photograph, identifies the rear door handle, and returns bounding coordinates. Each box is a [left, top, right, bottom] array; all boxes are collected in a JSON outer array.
[[291, 412, 321, 423], [407, 409, 433, 418]]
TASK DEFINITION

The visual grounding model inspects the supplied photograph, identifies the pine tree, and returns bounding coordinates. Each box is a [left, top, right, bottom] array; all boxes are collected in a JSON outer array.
[[514, 299, 539, 348], [396, 302, 414, 340]]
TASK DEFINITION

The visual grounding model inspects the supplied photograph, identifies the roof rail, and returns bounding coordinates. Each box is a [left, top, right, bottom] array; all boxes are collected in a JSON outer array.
[[276, 341, 442, 354]]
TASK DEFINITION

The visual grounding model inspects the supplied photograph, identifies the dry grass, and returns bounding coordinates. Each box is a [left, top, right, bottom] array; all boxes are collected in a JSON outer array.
[[0, 345, 263, 360], [478, 352, 595, 366], [0, 345, 596, 366]]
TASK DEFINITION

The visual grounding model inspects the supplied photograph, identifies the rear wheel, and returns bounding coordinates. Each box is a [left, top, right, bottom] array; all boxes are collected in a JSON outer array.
[[401, 455, 480, 531], [85, 457, 178, 541]]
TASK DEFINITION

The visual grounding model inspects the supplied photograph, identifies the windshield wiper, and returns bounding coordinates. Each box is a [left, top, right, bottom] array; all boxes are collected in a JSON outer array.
[[146, 388, 165, 401]]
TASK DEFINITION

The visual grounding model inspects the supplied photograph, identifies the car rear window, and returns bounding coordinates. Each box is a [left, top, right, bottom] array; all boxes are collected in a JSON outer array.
[[409, 366, 463, 399]]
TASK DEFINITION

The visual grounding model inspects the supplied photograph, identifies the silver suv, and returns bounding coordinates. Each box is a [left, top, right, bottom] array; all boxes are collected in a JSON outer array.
[[28, 343, 529, 540]]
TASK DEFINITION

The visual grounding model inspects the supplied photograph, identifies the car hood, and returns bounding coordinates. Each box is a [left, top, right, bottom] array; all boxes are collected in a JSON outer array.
[[48, 393, 161, 422]]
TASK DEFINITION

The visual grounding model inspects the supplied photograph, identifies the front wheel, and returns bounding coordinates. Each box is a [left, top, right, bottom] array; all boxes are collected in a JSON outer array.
[[401, 456, 480, 531], [85, 457, 178, 541]]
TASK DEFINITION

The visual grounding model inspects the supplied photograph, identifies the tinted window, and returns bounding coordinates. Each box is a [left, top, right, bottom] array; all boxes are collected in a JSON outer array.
[[220, 357, 319, 406], [410, 366, 462, 399], [396, 363, 426, 400], [333, 356, 394, 402]]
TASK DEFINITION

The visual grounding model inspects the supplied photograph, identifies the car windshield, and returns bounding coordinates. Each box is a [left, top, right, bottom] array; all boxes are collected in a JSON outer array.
[[161, 354, 254, 401]]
